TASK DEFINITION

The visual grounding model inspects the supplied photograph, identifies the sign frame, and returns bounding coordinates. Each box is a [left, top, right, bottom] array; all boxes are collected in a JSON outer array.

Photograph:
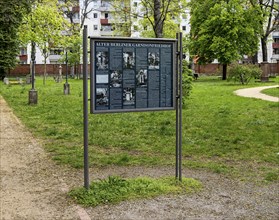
[[89, 37, 177, 114]]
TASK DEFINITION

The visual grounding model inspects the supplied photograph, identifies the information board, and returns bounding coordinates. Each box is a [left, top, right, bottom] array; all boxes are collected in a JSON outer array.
[[90, 37, 177, 113]]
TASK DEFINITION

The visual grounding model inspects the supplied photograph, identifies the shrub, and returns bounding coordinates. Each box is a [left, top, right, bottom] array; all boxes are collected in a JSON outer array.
[[227, 63, 262, 84], [182, 60, 193, 105]]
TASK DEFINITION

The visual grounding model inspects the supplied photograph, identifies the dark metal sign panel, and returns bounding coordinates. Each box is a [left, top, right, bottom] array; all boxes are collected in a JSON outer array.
[[90, 37, 177, 113]]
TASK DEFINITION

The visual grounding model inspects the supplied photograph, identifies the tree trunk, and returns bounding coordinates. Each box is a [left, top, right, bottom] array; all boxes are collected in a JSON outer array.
[[261, 37, 268, 62], [222, 64, 227, 80], [154, 0, 163, 38], [252, 52, 258, 64], [43, 58, 47, 85]]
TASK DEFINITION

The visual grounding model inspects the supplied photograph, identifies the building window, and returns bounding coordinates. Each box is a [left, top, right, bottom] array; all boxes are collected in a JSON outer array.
[[105, 13, 109, 19], [133, 2, 138, 7], [20, 47, 27, 55], [94, 25, 98, 30], [93, 13, 98, 18], [182, 26, 186, 31], [73, 12, 80, 19]]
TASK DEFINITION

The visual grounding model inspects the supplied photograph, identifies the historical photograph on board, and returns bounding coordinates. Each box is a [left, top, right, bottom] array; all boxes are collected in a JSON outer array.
[[123, 52, 135, 69], [136, 69, 147, 87], [148, 52, 160, 69], [110, 70, 122, 88], [96, 88, 108, 106], [96, 74, 109, 84], [96, 51, 109, 70], [123, 88, 135, 106]]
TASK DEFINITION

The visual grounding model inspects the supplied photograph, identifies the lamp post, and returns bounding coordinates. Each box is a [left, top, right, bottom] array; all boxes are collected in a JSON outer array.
[[64, 49, 70, 95], [28, 3, 38, 104]]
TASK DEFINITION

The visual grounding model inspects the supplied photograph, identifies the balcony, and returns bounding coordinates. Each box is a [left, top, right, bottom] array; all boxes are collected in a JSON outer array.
[[101, 19, 109, 25], [99, 3, 112, 11], [72, 6, 80, 13], [19, 54, 27, 61], [272, 42, 279, 49], [271, 54, 279, 60]]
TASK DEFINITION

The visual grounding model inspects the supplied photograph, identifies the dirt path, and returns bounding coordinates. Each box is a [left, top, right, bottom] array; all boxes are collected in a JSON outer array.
[[234, 85, 279, 102], [1, 95, 279, 219]]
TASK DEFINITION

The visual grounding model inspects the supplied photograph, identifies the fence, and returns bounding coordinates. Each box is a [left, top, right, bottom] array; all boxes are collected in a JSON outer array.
[[7, 64, 83, 77], [6, 62, 279, 77]]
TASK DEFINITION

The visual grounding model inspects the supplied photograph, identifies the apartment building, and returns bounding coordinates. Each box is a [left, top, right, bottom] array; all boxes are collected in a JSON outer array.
[[82, 0, 190, 38]]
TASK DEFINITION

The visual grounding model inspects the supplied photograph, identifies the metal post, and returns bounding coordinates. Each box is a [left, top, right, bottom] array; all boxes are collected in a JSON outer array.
[[64, 50, 70, 95], [28, 3, 37, 105], [175, 33, 179, 179], [28, 41, 38, 104], [178, 32, 183, 181], [83, 25, 89, 190], [31, 41, 35, 90], [66, 51, 68, 84]]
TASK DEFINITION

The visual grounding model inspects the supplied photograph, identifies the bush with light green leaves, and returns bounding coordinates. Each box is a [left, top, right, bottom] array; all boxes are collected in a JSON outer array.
[[228, 63, 262, 84]]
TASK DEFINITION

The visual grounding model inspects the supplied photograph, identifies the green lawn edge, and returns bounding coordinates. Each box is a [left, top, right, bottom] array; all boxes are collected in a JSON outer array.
[[68, 176, 202, 207], [261, 87, 279, 98]]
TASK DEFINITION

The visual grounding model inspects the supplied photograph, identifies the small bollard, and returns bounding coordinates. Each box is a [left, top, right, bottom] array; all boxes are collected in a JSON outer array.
[[29, 89, 38, 104], [64, 83, 70, 95]]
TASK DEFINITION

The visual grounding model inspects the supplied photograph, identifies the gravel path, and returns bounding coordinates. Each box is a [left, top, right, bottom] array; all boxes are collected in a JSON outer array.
[[234, 85, 279, 102], [1, 95, 278, 220]]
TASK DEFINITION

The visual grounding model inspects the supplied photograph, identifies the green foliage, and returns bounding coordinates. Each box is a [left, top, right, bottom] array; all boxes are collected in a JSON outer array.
[[112, 0, 132, 37], [189, 0, 262, 65], [182, 60, 193, 105], [59, 34, 82, 67], [227, 64, 262, 84], [69, 176, 202, 207], [19, 0, 68, 57], [0, 0, 31, 76], [138, 0, 188, 38]]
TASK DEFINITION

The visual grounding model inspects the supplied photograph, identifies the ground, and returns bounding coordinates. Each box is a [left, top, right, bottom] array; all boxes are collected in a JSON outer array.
[[0, 92, 278, 220]]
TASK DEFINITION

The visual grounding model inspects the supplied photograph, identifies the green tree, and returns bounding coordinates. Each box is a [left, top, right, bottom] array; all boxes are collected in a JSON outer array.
[[250, 0, 279, 62], [139, 0, 188, 38], [59, 0, 81, 78], [19, 0, 67, 84], [59, 33, 82, 78], [80, 0, 96, 29], [189, 0, 262, 80], [110, 0, 187, 39], [112, 0, 132, 37], [0, 0, 31, 79]]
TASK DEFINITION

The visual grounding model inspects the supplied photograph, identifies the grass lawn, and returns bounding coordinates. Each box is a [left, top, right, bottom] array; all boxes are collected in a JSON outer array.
[[0, 76, 278, 182], [261, 87, 279, 98], [69, 176, 202, 207]]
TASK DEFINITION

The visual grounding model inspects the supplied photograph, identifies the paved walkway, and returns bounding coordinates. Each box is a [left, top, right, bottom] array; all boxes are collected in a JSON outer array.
[[234, 85, 279, 102]]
